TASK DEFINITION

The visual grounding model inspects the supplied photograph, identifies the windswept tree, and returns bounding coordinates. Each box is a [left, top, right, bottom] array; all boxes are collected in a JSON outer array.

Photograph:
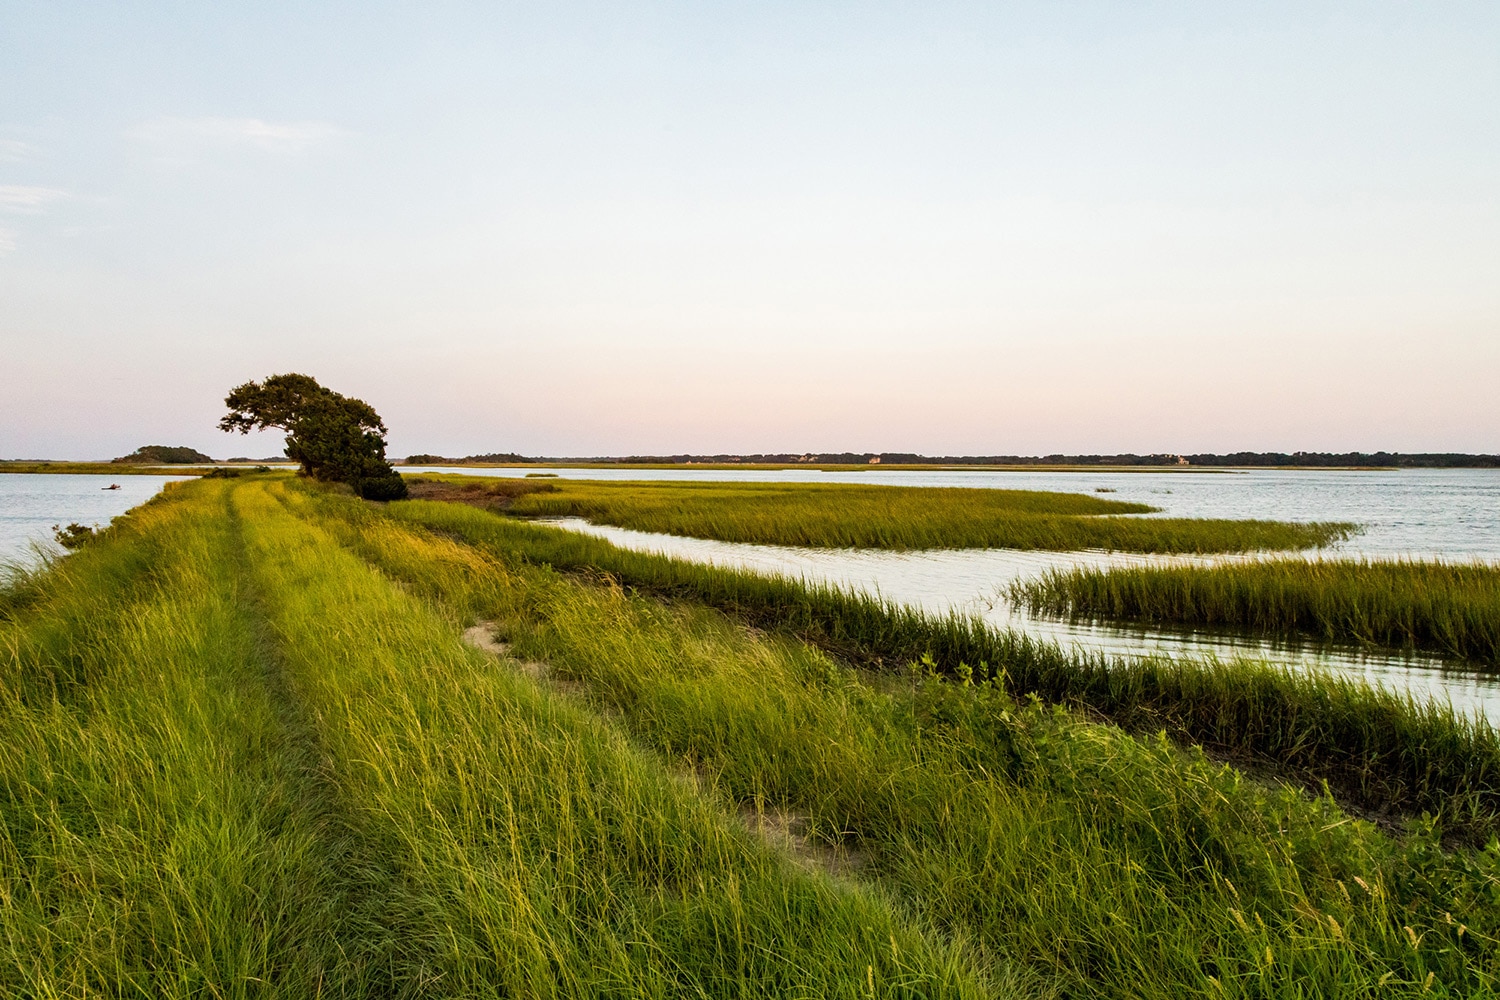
[[219, 373, 408, 500]]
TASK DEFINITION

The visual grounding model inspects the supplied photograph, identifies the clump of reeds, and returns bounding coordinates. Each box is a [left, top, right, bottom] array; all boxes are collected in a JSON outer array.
[[1013, 558, 1500, 664]]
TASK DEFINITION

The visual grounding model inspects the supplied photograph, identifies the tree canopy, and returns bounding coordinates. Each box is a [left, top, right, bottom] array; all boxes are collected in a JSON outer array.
[[112, 445, 214, 464], [220, 374, 407, 500]]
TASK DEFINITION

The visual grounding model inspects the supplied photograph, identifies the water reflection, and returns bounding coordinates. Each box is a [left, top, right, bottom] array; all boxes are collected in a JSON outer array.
[[541, 517, 1500, 721]]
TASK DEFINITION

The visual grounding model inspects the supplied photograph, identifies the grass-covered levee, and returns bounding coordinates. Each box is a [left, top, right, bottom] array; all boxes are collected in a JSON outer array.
[[3, 474, 1498, 998]]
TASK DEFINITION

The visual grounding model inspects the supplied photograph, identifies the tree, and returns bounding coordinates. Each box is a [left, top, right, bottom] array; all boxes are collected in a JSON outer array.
[[112, 445, 214, 464], [219, 373, 407, 500]]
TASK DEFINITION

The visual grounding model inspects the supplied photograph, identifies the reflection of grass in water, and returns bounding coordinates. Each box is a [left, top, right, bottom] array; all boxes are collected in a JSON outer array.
[[417, 475, 1351, 553], [387, 497, 1500, 843], [1013, 559, 1500, 665]]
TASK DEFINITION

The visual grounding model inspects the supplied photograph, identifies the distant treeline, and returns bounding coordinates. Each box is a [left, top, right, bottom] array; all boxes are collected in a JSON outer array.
[[403, 451, 1500, 468], [1179, 452, 1500, 468], [405, 453, 532, 464]]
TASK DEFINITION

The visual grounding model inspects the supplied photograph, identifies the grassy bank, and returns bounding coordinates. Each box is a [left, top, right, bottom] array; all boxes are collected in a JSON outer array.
[[1013, 559, 1500, 665], [387, 499, 1500, 837], [407, 474, 1353, 552], [306, 484, 1500, 996], [1, 477, 991, 996], [7, 475, 1497, 996]]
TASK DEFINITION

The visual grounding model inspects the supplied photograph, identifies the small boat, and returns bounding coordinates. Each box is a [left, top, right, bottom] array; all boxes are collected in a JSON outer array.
[[103, 483, 121, 490]]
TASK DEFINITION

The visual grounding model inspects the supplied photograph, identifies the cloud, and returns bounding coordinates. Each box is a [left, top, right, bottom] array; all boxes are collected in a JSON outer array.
[[0, 185, 67, 214], [0, 140, 36, 163], [129, 116, 349, 155], [0, 228, 14, 253]]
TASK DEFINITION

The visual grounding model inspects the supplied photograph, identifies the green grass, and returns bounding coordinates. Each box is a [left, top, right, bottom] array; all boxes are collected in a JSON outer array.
[[5, 475, 1496, 996], [1012, 559, 1500, 664], [301, 484, 1500, 996], [0, 478, 997, 997], [386, 498, 1500, 839], [408, 474, 1354, 552]]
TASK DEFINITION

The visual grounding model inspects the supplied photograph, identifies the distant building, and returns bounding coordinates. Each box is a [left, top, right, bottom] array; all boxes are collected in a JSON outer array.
[[869, 456, 881, 464]]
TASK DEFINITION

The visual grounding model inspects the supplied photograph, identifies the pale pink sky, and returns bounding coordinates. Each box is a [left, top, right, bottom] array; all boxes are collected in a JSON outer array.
[[2, 2, 1496, 459]]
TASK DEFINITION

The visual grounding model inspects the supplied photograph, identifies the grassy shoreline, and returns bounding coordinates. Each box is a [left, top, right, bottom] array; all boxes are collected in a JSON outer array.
[[406, 474, 1355, 553], [0, 461, 210, 475], [1013, 559, 1500, 665], [386, 497, 1500, 839]]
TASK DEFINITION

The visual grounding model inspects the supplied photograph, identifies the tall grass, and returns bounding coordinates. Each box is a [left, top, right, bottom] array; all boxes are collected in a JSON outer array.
[[2, 476, 997, 996], [408, 475, 1353, 552], [0, 480, 360, 995], [384, 497, 1500, 838], [8, 475, 1496, 996], [1015, 558, 1500, 664], [238, 480, 999, 996], [298, 484, 1500, 997]]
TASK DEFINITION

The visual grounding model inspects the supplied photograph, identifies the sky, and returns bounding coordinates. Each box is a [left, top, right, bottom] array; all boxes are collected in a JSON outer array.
[[2, 1, 1497, 460]]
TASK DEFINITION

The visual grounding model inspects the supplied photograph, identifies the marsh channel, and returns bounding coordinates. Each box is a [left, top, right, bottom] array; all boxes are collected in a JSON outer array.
[[405, 466, 1500, 721]]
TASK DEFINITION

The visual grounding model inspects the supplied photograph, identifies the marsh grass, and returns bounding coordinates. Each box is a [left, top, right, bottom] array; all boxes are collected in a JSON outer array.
[[300, 485, 1500, 997], [0, 480, 364, 996], [409, 474, 1352, 552], [1015, 559, 1500, 664], [1, 478, 995, 997], [6, 475, 1496, 997], [385, 498, 1500, 839]]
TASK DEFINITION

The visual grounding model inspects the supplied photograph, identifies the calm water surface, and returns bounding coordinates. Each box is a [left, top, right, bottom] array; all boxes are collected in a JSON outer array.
[[406, 466, 1500, 559], [543, 517, 1500, 721], [0, 474, 192, 564]]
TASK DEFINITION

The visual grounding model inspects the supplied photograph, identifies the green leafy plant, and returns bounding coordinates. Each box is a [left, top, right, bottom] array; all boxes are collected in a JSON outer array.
[[50, 522, 97, 549]]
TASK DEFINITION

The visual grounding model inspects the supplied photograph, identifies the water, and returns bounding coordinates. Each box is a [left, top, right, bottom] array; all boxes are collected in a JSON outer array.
[[403, 466, 1500, 560], [542, 517, 1500, 721], [0, 474, 193, 565]]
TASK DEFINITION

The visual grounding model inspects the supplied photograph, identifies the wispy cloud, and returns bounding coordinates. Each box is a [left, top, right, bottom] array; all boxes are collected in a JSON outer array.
[[0, 185, 68, 214], [129, 116, 349, 155], [0, 140, 36, 163]]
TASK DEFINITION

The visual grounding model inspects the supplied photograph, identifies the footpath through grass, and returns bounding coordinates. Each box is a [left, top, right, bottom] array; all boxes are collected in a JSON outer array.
[[1013, 558, 1500, 665], [407, 475, 1353, 553], [4, 475, 1496, 997]]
